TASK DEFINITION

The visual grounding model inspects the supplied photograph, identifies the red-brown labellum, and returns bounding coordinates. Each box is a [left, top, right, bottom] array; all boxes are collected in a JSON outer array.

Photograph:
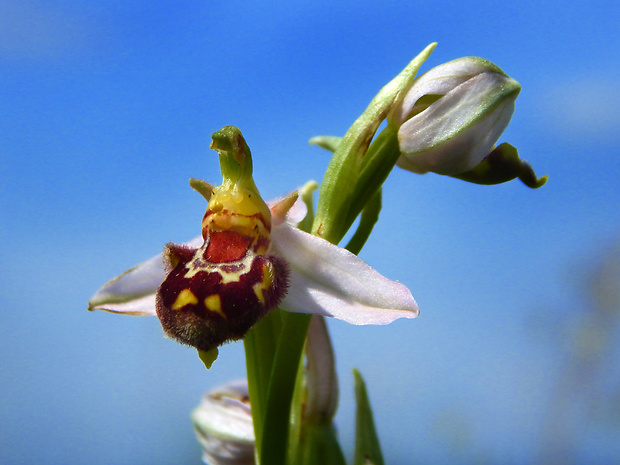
[[156, 224, 289, 352]]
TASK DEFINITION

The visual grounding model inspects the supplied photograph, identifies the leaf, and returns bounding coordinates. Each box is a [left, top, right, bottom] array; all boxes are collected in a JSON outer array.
[[353, 369, 385, 465], [345, 187, 382, 256]]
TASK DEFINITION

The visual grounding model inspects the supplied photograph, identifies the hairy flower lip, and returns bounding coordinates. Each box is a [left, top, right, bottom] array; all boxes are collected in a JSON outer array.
[[88, 195, 418, 326]]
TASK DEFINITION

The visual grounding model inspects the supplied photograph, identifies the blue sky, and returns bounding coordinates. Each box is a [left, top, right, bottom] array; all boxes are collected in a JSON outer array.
[[1, 1, 619, 464]]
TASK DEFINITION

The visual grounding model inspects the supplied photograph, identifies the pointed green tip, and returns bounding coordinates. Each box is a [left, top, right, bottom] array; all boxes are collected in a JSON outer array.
[[309, 135, 343, 153], [353, 368, 385, 465], [451, 142, 547, 189], [189, 178, 215, 201], [210, 125, 254, 185], [515, 158, 548, 189], [210, 125, 244, 153], [198, 348, 219, 369], [523, 173, 549, 189]]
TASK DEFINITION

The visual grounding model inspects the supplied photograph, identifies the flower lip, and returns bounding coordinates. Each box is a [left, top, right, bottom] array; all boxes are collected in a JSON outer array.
[[154, 127, 291, 353]]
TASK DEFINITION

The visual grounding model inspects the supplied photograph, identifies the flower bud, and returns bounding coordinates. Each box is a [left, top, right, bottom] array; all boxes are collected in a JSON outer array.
[[391, 57, 521, 176], [305, 316, 338, 424], [191, 380, 255, 465]]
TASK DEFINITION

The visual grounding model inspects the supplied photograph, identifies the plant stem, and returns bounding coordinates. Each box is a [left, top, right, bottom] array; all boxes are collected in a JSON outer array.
[[259, 311, 312, 465]]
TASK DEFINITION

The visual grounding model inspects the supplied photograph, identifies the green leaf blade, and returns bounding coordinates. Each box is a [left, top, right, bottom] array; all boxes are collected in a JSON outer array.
[[353, 369, 385, 465]]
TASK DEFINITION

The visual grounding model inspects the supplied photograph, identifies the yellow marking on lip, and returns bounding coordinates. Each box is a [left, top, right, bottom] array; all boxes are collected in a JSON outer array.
[[253, 262, 274, 305], [172, 289, 198, 310], [204, 294, 226, 318], [184, 253, 253, 284]]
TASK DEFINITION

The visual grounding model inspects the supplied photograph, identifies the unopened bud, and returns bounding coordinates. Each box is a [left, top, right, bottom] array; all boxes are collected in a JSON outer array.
[[191, 380, 255, 465], [391, 57, 521, 176]]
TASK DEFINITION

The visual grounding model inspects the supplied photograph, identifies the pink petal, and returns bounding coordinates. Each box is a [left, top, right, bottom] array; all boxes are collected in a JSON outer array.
[[87, 237, 202, 315], [271, 224, 418, 325]]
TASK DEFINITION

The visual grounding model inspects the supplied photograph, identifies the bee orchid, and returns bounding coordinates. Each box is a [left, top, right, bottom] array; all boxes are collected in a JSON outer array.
[[88, 126, 418, 352]]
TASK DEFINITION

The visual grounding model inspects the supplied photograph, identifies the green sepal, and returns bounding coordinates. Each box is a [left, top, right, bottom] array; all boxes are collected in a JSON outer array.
[[297, 180, 320, 234], [197, 348, 219, 369], [452, 142, 548, 188], [353, 369, 385, 465], [345, 187, 382, 256], [309, 135, 343, 153], [313, 43, 436, 245]]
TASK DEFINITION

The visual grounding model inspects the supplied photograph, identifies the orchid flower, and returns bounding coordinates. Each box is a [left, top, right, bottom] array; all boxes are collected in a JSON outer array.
[[87, 42, 546, 465], [88, 126, 418, 354]]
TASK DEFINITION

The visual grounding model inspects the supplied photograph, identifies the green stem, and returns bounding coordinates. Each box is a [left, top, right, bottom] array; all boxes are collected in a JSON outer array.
[[259, 312, 312, 465], [244, 308, 284, 458], [295, 423, 347, 465], [344, 125, 399, 231], [287, 351, 307, 464], [345, 187, 382, 256]]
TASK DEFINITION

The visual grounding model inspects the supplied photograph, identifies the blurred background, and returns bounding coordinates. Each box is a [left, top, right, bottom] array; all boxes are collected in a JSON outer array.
[[1, 0, 619, 464]]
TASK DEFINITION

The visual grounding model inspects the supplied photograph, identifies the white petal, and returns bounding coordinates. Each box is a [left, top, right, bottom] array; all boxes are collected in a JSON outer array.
[[392, 57, 504, 127], [88, 236, 202, 315], [271, 224, 418, 325], [398, 72, 517, 175], [284, 195, 308, 224], [91, 294, 158, 316]]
